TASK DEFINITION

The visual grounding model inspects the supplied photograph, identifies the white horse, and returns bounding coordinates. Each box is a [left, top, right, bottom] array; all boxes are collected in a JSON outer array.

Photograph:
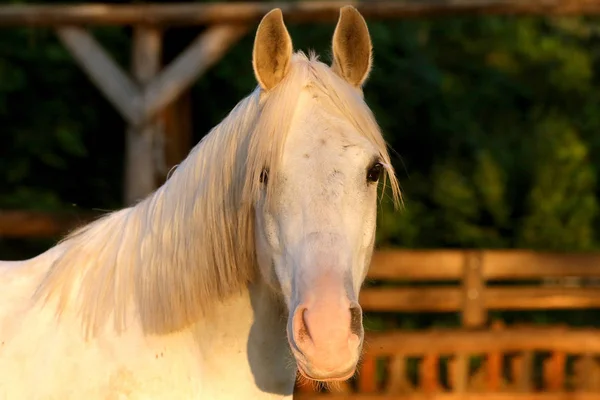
[[0, 6, 399, 400]]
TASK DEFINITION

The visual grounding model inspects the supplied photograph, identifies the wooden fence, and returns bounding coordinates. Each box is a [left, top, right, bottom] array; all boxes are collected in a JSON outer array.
[[293, 250, 600, 398]]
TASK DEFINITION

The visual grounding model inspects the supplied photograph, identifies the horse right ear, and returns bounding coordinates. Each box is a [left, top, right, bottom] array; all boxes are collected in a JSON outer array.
[[331, 6, 372, 88], [252, 8, 293, 91]]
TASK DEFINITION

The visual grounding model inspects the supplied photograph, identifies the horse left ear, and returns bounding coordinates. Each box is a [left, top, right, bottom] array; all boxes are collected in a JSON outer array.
[[331, 6, 373, 88], [252, 8, 293, 91]]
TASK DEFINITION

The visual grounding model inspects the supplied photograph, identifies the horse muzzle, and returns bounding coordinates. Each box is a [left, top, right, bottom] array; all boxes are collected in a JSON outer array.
[[287, 277, 364, 381]]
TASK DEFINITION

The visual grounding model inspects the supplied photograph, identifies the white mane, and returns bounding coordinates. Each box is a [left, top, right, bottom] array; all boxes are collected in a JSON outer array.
[[34, 52, 400, 337]]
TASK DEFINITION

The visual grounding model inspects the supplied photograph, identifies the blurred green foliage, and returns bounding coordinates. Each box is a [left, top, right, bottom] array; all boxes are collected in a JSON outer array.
[[371, 15, 600, 252]]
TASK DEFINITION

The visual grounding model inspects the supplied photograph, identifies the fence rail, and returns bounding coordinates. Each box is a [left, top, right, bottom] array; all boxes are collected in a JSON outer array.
[[0, 210, 99, 238], [360, 286, 600, 312], [363, 326, 600, 356], [296, 394, 600, 400], [369, 249, 600, 280], [0, 0, 599, 27]]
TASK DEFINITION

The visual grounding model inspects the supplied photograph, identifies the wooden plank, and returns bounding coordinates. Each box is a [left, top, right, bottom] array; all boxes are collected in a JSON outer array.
[[462, 250, 486, 326], [370, 249, 600, 281], [358, 354, 378, 393], [360, 286, 600, 312], [161, 90, 193, 182], [1, 1, 600, 27], [483, 250, 600, 279], [449, 355, 469, 393], [543, 352, 566, 392], [58, 24, 245, 135], [0, 210, 99, 238], [486, 321, 505, 391], [419, 354, 440, 393], [453, 251, 485, 394], [368, 250, 464, 280], [573, 354, 595, 391], [486, 351, 503, 391], [360, 286, 600, 313], [295, 394, 600, 400], [359, 287, 462, 312], [143, 24, 247, 121], [511, 352, 534, 392], [363, 327, 600, 357], [385, 355, 413, 394], [124, 25, 163, 205], [485, 287, 600, 310], [56, 27, 140, 125]]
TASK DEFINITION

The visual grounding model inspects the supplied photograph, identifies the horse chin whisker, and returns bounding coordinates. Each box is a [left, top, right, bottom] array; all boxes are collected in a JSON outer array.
[[295, 373, 329, 392], [324, 380, 346, 393]]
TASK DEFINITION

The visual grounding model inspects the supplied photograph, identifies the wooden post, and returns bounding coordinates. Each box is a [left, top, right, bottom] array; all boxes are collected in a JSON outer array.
[[56, 27, 140, 125], [449, 354, 469, 394], [462, 250, 486, 327], [386, 354, 413, 394], [574, 354, 593, 390], [419, 353, 440, 393], [511, 351, 533, 392], [486, 320, 504, 391], [56, 24, 247, 205], [358, 354, 378, 393], [160, 89, 193, 182], [142, 25, 247, 120], [125, 25, 163, 205], [452, 250, 486, 393], [543, 351, 566, 392]]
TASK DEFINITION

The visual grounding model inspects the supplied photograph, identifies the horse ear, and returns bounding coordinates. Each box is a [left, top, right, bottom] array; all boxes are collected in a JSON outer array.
[[252, 8, 293, 91], [331, 6, 373, 88]]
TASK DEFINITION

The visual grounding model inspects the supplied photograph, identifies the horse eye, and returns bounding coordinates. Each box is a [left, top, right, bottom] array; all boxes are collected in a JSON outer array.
[[260, 168, 269, 184], [366, 163, 383, 183]]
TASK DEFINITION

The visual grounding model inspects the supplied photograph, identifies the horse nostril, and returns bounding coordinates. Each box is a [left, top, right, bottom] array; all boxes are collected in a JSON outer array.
[[294, 307, 312, 344], [349, 303, 363, 338]]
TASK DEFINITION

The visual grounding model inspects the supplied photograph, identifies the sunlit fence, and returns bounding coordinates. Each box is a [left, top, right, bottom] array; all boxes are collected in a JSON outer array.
[[295, 249, 600, 398]]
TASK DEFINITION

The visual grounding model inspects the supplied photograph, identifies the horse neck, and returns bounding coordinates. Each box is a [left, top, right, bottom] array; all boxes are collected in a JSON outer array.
[[190, 279, 296, 396], [191, 279, 286, 357]]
